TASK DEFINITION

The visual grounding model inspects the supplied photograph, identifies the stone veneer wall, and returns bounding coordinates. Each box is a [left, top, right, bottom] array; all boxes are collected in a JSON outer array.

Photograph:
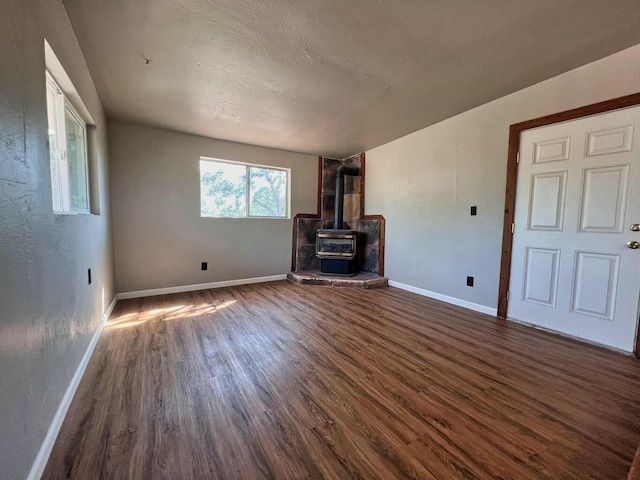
[[292, 153, 384, 274], [321, 155, 362, 223]]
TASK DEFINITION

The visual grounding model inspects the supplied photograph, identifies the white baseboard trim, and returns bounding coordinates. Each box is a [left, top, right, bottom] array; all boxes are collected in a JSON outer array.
[[117, 274, 288, 300], [27, 295, 116, 480], [103, 294, 118, 322], [388, 281, 498, 316]]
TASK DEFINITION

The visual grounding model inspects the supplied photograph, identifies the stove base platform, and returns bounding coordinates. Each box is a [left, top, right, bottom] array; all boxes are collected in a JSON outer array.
[[287, 271, 388, 289]]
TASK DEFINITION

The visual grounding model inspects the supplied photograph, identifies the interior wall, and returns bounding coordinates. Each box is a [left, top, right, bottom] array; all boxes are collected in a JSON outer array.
[[0, 1, 115, 478], [108, 121, 318, 293], [366, 45, 640, 311]]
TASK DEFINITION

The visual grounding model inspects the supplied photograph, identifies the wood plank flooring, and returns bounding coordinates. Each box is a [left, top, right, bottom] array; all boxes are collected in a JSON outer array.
[[43, 281, 640, 479]]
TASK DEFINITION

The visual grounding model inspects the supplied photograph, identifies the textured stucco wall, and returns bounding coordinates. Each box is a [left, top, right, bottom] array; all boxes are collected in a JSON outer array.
[[0, 1, 115, 478], [108, 121, 317, 293], [366, 45, 640, 311]]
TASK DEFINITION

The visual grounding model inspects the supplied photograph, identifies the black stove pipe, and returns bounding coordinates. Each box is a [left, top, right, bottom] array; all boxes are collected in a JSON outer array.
[[334, 165, 361, 229]]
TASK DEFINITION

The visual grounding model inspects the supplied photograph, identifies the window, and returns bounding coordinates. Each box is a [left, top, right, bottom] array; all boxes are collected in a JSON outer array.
[[46, 71, 89, 213], [200, 158, 290, 218]]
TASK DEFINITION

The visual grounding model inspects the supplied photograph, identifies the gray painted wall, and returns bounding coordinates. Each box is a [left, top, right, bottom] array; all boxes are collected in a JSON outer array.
[[108, 121, 318, 293], [366, 45, 640, 311], [0, 1, 115, 478]]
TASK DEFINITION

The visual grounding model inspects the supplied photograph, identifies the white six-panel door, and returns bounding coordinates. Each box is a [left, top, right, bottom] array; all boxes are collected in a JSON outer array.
[[508, 106, 640, 352]]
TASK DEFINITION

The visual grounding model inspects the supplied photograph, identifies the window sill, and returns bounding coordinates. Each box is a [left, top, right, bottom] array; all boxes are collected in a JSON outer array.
[[54, 210, 92, 216]]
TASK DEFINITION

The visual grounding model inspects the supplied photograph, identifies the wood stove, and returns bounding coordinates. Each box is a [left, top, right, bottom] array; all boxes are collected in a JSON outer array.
[[316, 229, 358, 275], [316, 161, 360, 276], [315, 163, 362, 275]]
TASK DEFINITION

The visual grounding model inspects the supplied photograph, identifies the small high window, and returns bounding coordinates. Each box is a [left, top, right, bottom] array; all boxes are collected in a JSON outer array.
[[200, 158, 290, 218], [45, 71, 89, 214]]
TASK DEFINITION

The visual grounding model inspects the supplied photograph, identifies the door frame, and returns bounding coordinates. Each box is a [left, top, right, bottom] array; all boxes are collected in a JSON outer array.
[[497, 92, 640, 356]]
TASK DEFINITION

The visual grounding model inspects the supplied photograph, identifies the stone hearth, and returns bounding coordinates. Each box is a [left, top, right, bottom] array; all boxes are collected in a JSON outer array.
[[287, 271, 388, 289]]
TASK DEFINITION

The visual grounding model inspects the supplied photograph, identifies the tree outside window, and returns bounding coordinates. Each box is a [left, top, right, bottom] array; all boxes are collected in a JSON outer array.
[[200, 158, 289, 218]]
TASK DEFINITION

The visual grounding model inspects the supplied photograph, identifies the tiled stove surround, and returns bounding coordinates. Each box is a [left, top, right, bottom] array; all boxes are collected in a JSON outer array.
[[291, 153, 385, 274]]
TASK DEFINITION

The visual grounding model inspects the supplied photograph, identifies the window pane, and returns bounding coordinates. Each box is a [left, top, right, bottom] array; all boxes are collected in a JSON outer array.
[[249, 167, 287, 217], [46, 82, 64, 212], [65, 107, 88, 211], [200, 160, 247, 217]]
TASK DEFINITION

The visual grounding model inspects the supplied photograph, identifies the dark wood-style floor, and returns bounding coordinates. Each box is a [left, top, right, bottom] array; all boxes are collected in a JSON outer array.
[[43, 281, 640, 479]]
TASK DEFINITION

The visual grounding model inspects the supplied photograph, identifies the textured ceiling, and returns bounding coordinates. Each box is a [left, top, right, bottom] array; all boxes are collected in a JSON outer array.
[[62, 0, 639, 158]]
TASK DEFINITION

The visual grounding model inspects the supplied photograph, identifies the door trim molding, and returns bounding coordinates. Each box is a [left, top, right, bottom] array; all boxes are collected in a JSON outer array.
[[496, 93, 640, 356]]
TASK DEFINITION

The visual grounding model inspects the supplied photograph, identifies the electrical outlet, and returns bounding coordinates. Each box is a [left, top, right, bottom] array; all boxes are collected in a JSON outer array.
[[201, 262, 208, 271], [88, 268, 92, 285], [470, 206, 477, 216], [466, 276, 474, 287]]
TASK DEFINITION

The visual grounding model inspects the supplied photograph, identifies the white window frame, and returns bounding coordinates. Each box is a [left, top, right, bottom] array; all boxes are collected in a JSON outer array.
[[46, 70, 90, 214], [200, 157, 291, 219]]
